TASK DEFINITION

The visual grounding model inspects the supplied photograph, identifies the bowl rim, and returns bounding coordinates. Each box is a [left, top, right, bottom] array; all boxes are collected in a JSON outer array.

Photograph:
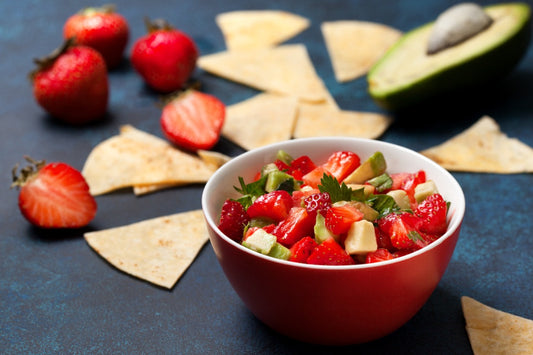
[[202, 137, 466, 270]]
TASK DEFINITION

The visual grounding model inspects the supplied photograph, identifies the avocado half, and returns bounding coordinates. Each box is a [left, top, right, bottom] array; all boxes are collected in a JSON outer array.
[[367, 3, 531, 111]]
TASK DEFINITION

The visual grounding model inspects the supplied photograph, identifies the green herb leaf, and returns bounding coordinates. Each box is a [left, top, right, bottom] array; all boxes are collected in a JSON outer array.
[[234, 175, 267, 209], [367, 194, 401, 218], [407, 230, 424, 242], [318, 173, 353, 203], [366, 173, 392, 192]]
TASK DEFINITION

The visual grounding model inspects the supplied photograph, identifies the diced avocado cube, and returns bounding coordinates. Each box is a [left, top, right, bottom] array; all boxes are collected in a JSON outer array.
[[414, 180, 438, 203], [387, 189, 411, 210], [268, 242, 291, 260], [351, 201, 379, 222], [261, 163, 279, 177], [265, 170, 298, 193], [314, 213, 336, 244], [346, 183, 375, 197], [276, 149, 293, 165], [242, 228, 277, 255], [344, 220, 378, 255], [344, 151, 387, 184], [366, 173, 392, 192]]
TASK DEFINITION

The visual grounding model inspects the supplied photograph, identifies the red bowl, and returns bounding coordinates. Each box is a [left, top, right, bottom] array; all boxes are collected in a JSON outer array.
[[202, 137, 465, 345]]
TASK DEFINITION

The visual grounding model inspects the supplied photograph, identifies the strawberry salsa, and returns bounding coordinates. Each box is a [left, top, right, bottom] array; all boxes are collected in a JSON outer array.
[[217, 150, 449, 265]]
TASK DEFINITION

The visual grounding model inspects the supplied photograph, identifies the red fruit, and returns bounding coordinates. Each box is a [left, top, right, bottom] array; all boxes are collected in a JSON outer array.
[[160, 90, 225, 151], [291, 187, 320, 208], [390, 170, 426, 204], [325, 203, 364, 235], [11, 157, 97, 228], [287, 155, 316, 180], [303, 192, 331, 218], [63, 5, 129, 69], [415, 193, 448, 235], [131, 18, 198, 92], [246, 190, 293, 222], [274, 159, 290, 172], [374, 226, 394, 250], [307, 237, 355, 265], [272, 207, 315, 247], [217, 199, 250, 242], [378, 212, 425, 250], [302, 151, 360, 188], [289, 236, 318, 263], [365, 248, 394, 264], [31, 39, 108, 125]]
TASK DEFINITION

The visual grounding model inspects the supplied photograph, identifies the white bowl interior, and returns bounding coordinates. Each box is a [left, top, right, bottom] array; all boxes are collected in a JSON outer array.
[[202, 137, 465, 268]]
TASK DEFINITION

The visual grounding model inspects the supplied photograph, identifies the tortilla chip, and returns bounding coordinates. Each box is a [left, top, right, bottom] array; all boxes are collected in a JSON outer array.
[[462, 296, 533, 355], [85, 210, 208, 289], [198, 44, 330, 103], [132, 150, 231, 196], [293, 101, 392, 139], [216, 10, 310, 50], [420, 116, 533, 173], [222, 93, 299, 150], [82, 125, 216, 196], [321, 21, 402, 82]]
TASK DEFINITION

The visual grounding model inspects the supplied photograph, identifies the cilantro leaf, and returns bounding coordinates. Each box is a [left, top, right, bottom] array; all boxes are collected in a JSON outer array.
[[318, 173, 353, 203]]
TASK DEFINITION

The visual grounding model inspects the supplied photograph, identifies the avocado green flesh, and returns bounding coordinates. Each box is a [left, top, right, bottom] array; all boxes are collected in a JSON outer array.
[[368, 3, 531, 111]]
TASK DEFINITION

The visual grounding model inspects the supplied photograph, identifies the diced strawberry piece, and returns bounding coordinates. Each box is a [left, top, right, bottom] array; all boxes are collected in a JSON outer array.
[[303, 192, 332, 218], [374, 226, 394, 250], [246, 190, 293, 222], [291, 187, 320, 208], [390, 170, 426, 203], [377, 212, 424, 250], [302, 151, 360, 188], [218, 199, 250, 242], [307, 237, 355, 265], [289, 236, 318, 263], [287, 155, 316, 180], [274, 159, 290, 172], [325, 203, 364, 235], [272, 207, 315, 248], [415, 193, 448, 235], [365, 248, 394, 264]]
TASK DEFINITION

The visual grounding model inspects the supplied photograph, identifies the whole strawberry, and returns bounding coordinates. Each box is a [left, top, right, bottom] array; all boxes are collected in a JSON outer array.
[[11, 157, 97, 229], [63, 4, 129, 69], [131, 18, 198, 93], [30, 39, 109, 125]]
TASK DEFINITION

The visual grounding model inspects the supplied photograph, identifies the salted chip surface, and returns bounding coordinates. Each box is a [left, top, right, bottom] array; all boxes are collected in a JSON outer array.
[[198, 44, 329, 103], [85, 210, 208, 289], [293, 101, 392, 139], [321, 20, 402, 82], [420, 116, 533, 173], [223, 93, 299, 150], [462, 296, 533, 355], [82, 125, 216, 195], [216, 10, 310, 50]]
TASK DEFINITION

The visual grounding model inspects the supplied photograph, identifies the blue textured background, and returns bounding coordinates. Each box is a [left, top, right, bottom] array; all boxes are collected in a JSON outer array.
[[1, 0, 532, 353]]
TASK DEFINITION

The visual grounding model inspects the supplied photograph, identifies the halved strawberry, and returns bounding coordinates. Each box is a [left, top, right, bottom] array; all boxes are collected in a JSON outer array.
[[289, 236, 318, 263], [365, 248, 394, 263], [272, 207, 315, 247], [11, 157, 97, 228], [160, 90, 225, 151], [218, 199, 250, 242], [415, 193, 448, 235], [306, 237, 355, 265], [246, 190, 293, 222], [324, 203, 364, 235], [302, 151, 360, 188]]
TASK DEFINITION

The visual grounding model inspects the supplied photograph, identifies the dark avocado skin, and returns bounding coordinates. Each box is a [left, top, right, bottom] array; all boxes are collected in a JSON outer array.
[[368, 3, 532, 112]]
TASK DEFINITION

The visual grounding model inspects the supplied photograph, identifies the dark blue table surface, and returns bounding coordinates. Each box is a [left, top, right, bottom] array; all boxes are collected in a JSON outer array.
[[1, 1, 532, 353]]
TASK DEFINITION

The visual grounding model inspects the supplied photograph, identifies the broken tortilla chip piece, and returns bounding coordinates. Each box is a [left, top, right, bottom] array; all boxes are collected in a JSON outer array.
[[462, 296, 533, 355], [321, 20, 402, 82], [420, 116, 533, 173], [198, 44, 330, 103], [84, 210, 208, 289], [293, 101, 392, 139], [222, 93, 299, 150], [216, 10, 310, 51], [82, 125, 216, 196], [132, 150, 231, 196]]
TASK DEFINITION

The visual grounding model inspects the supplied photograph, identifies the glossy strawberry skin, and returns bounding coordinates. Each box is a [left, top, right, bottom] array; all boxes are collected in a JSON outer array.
[[303, 192, 331, 218], [32, 45, 108, 124], [306, 237, 355, 266], [272, 207, 315, 248], [325, 203, 364, 235], [131, 26, 198, 92], [302, 151, 360, 188], [63, 6, 129, 69], [415, 193, 448, 235], [16, 162, 97, 228], [218, 199, 250, 242], [246, 190, 293, 222], [289, 236, 318, 263], [160, 90, 225, 151]]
